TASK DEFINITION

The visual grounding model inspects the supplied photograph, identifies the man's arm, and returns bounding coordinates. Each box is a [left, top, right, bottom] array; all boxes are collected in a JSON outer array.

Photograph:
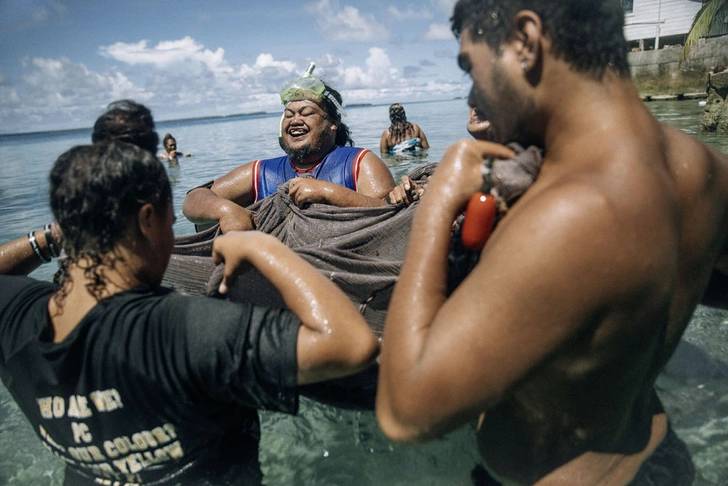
[[212, 231, 379, 384], [0, 223, 62, 276], [287, 151, 396, 207], [182, 162, 257, 233]]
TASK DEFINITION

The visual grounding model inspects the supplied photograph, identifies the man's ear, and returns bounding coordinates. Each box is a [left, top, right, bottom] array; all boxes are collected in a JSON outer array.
[[137, 203, 156, 240], [513, 10, 543, 73]]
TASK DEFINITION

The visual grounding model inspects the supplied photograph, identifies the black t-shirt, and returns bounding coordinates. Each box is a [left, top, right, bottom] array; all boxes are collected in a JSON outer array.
[[0, 276, 300, 485]]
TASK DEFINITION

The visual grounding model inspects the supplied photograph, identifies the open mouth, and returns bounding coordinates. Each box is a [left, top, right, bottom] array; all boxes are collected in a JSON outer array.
[[287, 127, 308, 139]]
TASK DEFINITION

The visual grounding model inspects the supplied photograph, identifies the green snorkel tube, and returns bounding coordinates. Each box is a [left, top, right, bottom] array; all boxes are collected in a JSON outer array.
[[278, 62, 348, 137]]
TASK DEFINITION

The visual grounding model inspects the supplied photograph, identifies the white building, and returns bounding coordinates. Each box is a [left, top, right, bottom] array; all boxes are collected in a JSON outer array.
[[623, 0, 705, 50]]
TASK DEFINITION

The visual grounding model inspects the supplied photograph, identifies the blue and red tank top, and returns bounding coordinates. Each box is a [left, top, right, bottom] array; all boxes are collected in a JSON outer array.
[[251, 146, 369, 202]]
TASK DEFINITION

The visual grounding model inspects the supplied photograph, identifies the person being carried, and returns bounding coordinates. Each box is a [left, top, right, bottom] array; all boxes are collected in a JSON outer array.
[[159, 133, 192, 162], [376, 1, 728, 485], [380, 103, 430, 155], [0, 141, 378, 485], [183, 65, 396, 233]]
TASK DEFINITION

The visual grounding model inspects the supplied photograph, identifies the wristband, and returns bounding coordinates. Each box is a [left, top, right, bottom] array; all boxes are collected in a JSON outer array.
[[44, 223, 61, 258], [28, 231, 51, 264]]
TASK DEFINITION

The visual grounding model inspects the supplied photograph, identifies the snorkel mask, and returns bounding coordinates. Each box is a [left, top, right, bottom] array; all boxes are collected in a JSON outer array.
[[279, 63, 347, 118]]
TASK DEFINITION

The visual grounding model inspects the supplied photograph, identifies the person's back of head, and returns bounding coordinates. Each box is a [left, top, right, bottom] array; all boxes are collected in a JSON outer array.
[[91, 100, 160, 155], [50, 142, 171, 290], [450, 0, 630, 80], [388, 103, 414, 143], [389, 104, 407, 125]]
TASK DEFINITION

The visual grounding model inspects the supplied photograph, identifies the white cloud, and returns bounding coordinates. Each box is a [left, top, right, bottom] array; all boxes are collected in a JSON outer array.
[[0, 55, 152, 132], [0, 34, 468, 133], [22, 57, 150, 107], [423, 22, 453, 41], [387, 5, 433, 21], [306, 0, 389, 42], [99, 36, 231, 76], [342, 47, 398, 89]]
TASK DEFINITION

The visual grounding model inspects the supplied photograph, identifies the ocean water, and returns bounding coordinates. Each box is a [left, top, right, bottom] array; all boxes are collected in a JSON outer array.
[[0, 98, 727, 485]]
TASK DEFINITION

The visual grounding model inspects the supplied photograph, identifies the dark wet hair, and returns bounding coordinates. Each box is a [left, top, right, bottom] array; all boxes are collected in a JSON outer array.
[[163, 133, 176, 148], [388, 103, 415, 143], [450, 0, 630, 80], [321, 82, 354, 147], [92, 100, 160, 155], [49, 142, 171, 298]]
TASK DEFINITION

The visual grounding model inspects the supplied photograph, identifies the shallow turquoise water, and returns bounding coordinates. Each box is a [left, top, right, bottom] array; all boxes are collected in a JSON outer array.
[[0, 98, 727, 485]]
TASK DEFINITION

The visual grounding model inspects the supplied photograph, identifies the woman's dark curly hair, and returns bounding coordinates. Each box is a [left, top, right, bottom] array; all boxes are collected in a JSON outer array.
[[91, 100, 160, 155], [388, 104, 415, 144], [50, 142, 172, 300], [450, 0, 630, 80]]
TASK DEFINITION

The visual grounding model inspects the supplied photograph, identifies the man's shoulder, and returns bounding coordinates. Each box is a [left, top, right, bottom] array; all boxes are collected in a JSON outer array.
[[333, 145, 369, 154]]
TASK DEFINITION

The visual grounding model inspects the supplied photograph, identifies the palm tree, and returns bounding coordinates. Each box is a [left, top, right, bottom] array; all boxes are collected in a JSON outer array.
[[681, 0, 728, 62]]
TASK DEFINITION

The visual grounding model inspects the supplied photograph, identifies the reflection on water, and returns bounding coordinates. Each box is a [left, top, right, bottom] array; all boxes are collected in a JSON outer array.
[[0, 98, 727, 485]]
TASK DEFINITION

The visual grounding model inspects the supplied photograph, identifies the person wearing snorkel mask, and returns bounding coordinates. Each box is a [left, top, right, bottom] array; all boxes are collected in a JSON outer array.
[[182, 65, 395, 234]]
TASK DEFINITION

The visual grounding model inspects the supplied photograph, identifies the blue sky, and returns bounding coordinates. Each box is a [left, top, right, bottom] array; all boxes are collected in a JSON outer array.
[[0, 0, 469, 134]]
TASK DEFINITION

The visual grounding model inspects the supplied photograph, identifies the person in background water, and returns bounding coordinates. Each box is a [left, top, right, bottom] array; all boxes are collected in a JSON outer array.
[[0, 141, 378, 485], [376, 0, 728, 485], [183, 73, 395, 234], [380, 103, 430, 154], [159, 133, 192, 162]]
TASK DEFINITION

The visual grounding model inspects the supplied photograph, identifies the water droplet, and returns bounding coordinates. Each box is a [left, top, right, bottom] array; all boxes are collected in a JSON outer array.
[[323, 449, 329, 458]]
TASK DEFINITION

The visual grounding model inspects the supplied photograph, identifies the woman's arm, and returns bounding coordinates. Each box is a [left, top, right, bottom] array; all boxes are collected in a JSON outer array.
[[212, 231, 379, 384], [380, 129, 390, 154], [415, 124, 430, 149], [0, 223, 62, 276]]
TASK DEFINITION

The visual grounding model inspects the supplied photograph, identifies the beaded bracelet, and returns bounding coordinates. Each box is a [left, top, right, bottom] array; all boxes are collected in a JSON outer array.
[[44, 223, 61, 258], [28, 231, 51, 264]]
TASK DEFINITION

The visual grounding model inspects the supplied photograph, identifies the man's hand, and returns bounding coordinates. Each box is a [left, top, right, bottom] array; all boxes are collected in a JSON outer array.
[[387, 176, 425, 206], [424, 139, 515, 214], [288, 178, 335, 207]]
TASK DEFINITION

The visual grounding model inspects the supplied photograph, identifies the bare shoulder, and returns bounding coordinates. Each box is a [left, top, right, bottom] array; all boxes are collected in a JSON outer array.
[[357, 150, 395, 193], [490, 171, 677, 297], [360, 150, 391, 173], [210, 160, 257, 201], [662, 123, 728, 186]]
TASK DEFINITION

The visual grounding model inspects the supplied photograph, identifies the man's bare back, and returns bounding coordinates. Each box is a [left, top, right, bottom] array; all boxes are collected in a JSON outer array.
[[473, 102, 728, 482]]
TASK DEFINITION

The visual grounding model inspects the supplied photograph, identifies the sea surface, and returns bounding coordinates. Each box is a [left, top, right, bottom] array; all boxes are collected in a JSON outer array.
[[1, 98, 727, 485]]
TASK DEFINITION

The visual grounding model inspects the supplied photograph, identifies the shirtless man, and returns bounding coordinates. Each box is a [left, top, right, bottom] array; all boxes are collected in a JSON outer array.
[[376, 1, 728, 484], [183, 76, 395, 233]]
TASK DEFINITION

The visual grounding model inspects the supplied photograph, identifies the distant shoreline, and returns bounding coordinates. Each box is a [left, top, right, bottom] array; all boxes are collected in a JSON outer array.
[[0, 98, 463, 138], [3, 94, 700, 138]]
